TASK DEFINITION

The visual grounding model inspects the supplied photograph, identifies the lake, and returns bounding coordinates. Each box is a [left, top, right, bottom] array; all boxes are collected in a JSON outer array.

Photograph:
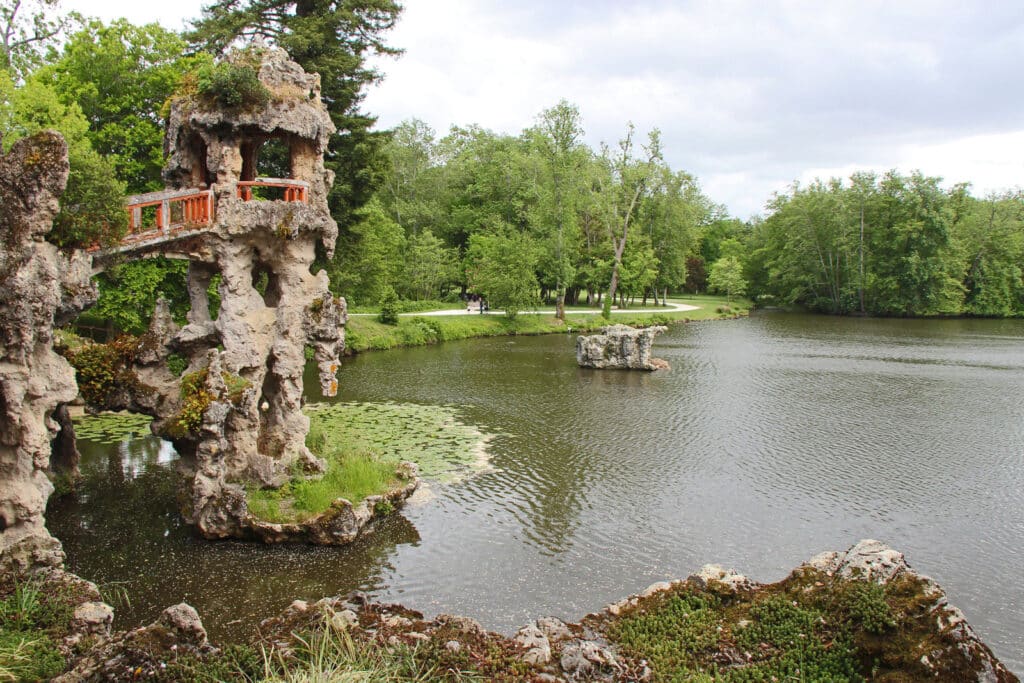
[[47, 312, 1024, 673]]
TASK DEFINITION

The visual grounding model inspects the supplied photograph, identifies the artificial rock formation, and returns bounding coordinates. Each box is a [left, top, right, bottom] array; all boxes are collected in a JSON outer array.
[[0, 131, 97, 576], [576, 324, 669, 371], [120, 48, 355, 540]]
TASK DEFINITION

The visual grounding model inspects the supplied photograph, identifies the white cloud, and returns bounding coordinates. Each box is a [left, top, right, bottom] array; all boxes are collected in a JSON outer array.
[[62, 0, 204, 30]]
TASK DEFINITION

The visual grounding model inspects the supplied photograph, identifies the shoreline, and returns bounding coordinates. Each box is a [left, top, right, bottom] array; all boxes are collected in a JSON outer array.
[[343, 295, 752, 355], [14, 540, 1017, 681]]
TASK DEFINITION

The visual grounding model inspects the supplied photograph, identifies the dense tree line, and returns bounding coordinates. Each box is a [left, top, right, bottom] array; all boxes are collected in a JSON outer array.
[[739, 173, 1024, 317], [2, 0, 1021, 329], [330, 108, 718, 317]]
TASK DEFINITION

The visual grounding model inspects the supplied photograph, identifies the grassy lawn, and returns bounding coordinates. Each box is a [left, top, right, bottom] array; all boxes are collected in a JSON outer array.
[[345, 293, 752, 353]]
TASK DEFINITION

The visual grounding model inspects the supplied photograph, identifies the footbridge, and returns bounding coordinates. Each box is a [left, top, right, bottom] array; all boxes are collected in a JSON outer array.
[[94, 178, 310, 259]]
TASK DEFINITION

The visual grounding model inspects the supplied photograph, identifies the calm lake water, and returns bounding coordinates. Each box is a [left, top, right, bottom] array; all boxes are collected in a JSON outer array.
[[48, 312, 1024, 672]]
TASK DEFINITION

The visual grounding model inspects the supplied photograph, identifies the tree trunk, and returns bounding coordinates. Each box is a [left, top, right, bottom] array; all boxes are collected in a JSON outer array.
[[555, 292, 565, 320]]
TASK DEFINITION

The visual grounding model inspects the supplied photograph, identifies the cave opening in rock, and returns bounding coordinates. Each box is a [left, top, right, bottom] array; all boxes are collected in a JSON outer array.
[[251, 257, 281, 308]]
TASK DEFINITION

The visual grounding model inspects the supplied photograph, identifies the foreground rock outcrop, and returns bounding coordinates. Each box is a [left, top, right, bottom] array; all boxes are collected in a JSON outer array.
[[23, 540, 1014, 681], [576, 324, 669, 371], [0, 131, 96, 577]]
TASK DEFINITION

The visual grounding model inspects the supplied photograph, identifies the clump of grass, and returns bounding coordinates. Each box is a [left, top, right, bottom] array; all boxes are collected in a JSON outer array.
[[247, 423, 399, 524], [0, 578, 79, 681]]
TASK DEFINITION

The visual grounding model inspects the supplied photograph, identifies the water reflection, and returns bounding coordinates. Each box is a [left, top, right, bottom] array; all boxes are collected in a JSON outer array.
[[49, 313, 1024, 674]]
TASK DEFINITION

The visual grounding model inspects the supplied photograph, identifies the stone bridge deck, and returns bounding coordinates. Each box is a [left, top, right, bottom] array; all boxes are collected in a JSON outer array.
[[94, 178, 310, 257]]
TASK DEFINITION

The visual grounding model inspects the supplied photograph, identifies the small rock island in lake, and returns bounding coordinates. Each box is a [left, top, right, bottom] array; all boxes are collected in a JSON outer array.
[[576, 324, 669, 370]]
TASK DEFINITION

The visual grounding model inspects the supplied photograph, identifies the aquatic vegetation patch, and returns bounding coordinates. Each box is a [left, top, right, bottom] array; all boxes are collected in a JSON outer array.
[[72, 411, 153, 444], [245, 402, 489, 524], [246, 452, 400, 524], [304, 401, 491, 483]]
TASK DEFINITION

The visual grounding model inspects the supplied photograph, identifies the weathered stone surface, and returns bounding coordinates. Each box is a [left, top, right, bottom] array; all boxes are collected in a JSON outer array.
[[514, 622, 553, 665], [71, 601, 114, 636], [576, 324, 669, 371], [687, 564, 757, 592], [0, 131, 97, 577], [141, 48, 354, 542], [54, 603, 214, 682]]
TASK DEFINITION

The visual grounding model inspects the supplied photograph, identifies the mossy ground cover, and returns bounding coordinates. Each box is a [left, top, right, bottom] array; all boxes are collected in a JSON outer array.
[[72, 411, 153, 444], [345, 294, 752, 354], [0, 576, 96, 682], [602, 568, 974, 682], [246, 402, 491, 523]]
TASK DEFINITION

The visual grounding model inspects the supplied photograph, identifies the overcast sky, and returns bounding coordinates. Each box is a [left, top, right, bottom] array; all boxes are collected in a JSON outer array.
[[65, 0, 1024, 218]]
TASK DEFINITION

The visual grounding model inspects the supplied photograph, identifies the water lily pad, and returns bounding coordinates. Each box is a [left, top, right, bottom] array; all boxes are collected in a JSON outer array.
[[304, 401, 492, 483], [72, 412, 153, 445]]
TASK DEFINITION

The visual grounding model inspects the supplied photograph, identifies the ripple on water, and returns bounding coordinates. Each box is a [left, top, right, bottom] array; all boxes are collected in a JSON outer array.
[[48, 313, 1024, 674]]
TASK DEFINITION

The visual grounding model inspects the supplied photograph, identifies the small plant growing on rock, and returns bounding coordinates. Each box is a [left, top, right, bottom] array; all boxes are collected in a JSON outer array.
[[196, 61, 270, 109], [64, 335, 142, 408]]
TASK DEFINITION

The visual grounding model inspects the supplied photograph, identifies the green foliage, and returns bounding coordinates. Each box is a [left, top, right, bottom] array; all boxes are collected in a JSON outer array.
[[0, 0, 79, 79], [166, 369, 215, 438], [1, 75, 127, 248], [249, 399, 489, 523], [327, 197, 405, 304], [608, 591, 722, 673], [0, 577, 80, 682], [839, 582, 896, 635], [196, 59, 270, 109], [400, 230, 458, 300], [749, 171, 1022, 317], [157, 643, 263, 682], [466, 230, 540, 319], [707, 256, 747, 301], [64, 335, 140, 408], [166, 352, 188, 377], [90, 258, 189, 334], [39, 19, 204, 193], [377, 285, 399, 325], [164, 368, 249, 439]]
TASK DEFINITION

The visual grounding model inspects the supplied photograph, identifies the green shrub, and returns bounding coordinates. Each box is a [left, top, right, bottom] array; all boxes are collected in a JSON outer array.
[[196, 61, 269, 109], [166, 352, 188, 377], [378, 286, 399, 325], [841, 582, 896, 635], [64, 335, 140, 408]]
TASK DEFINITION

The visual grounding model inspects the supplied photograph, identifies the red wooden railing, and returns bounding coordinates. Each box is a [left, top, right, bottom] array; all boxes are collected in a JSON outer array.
[[124, 188, 214, 236], [236, 178, 309, 203], [104, 179, 310, 252]]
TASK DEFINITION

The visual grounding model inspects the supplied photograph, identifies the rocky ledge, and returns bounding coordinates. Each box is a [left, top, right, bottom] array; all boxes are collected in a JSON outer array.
[[18, 540, 1016, 682], [576, 324, 669, 371], [243, 461, 420, 545]]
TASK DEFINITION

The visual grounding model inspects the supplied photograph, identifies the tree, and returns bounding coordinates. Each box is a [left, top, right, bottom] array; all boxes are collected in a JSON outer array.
[[1, 0, 78, 78], [1, 75, 126, 247], [528, 100, 586, 319], [188, 0, 402, 225], [39, 19, 204, 193], [465, 231, 539, 319], [597, 125, 662, 317], [381, 118, 443, 236], [707, 256, 747, 301], [92, 258, 189, 333], [402, 229, 456, 300], [327, 196, 404, 305]]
